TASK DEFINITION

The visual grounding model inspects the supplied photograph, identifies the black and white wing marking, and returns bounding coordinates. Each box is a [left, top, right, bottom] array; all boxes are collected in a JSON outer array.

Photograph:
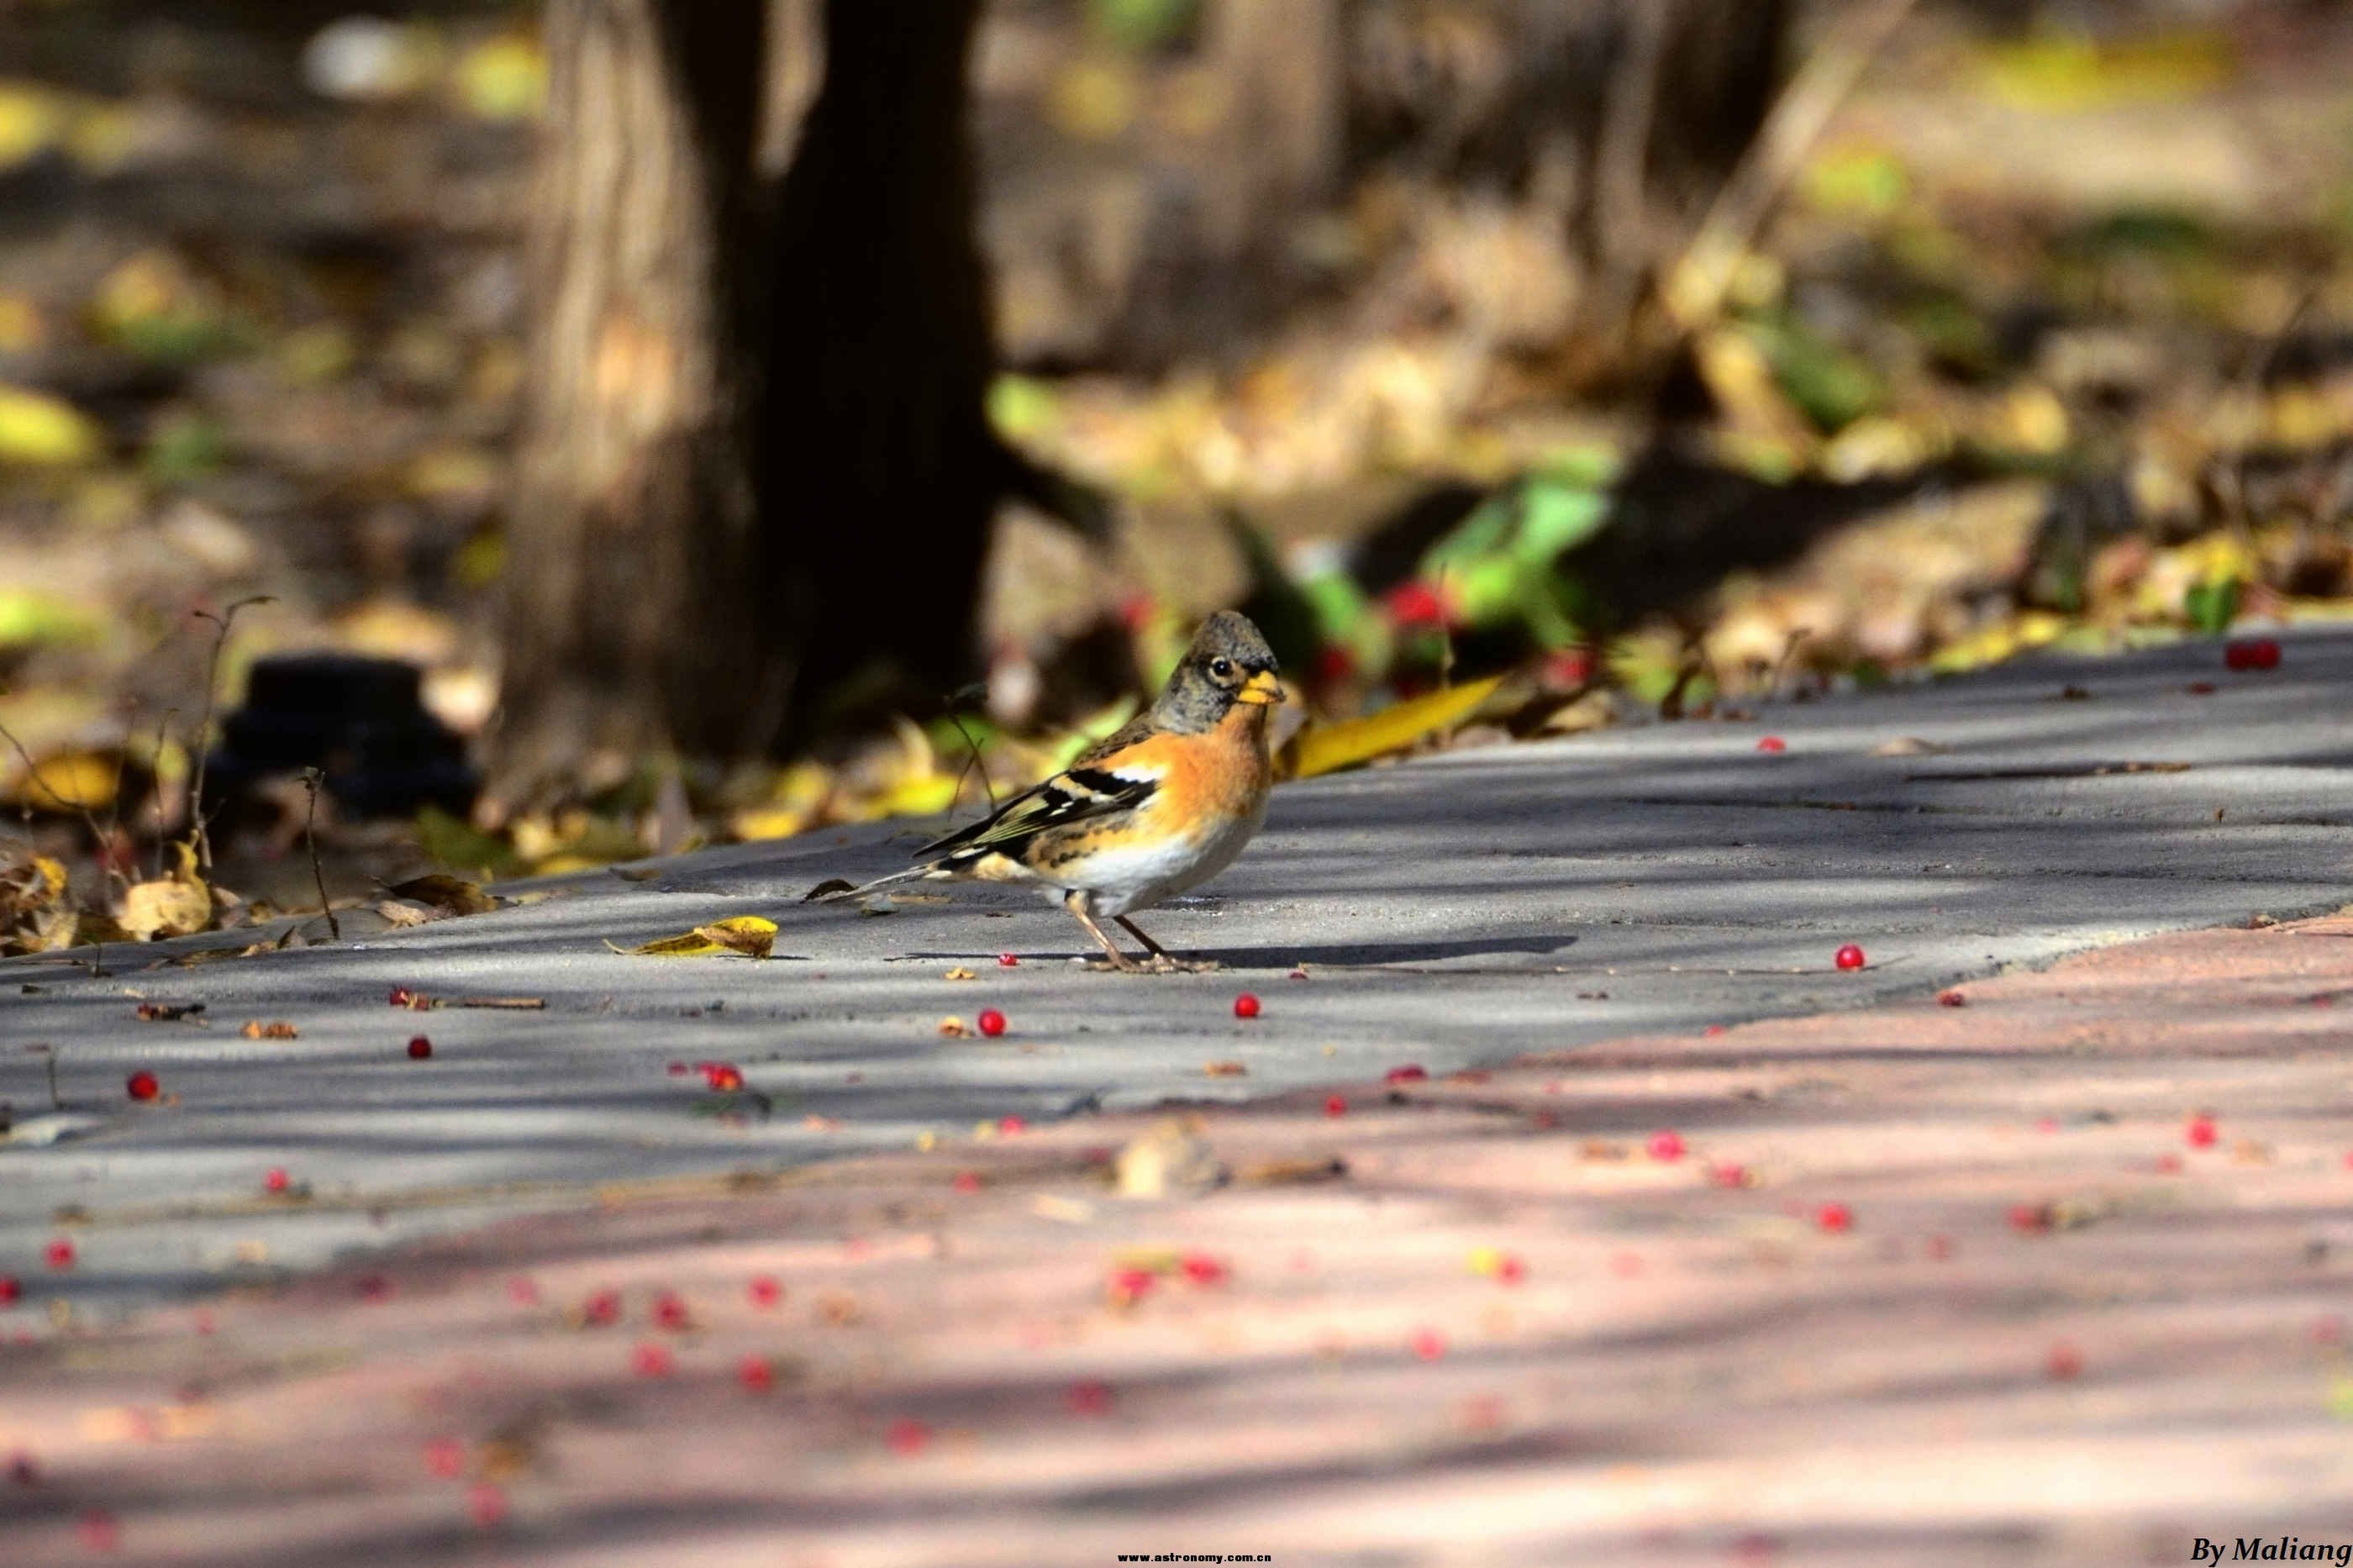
[[917, 765, 1158, 868]]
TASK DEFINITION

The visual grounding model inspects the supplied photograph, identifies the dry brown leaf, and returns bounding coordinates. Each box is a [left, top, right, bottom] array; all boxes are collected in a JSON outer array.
[[384, 873, 499, 917], [240, 1020, 298, 1040], [118, 877, 213, 941], [374, 900, 438, 928]]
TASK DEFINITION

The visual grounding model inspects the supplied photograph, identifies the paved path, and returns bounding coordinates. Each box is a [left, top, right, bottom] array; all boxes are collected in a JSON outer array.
[[3, 629, 2349, 1308]]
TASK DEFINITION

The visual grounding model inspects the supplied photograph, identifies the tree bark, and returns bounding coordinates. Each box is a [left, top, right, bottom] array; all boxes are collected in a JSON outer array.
[[497, 0, 771, 802], [495, 0, 1002, 802]]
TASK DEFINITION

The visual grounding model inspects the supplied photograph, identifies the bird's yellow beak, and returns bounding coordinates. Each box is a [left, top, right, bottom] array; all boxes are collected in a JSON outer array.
[[1236, 669, 1287, 706]]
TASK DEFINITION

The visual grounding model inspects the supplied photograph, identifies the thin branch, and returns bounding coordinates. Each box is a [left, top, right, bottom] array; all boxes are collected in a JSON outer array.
[[301, 767, 340, 943], [186, 596, 274, 873]]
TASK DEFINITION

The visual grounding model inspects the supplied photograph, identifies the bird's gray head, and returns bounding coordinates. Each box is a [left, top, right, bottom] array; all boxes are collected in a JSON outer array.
[[1151, 610, 1285, 732]]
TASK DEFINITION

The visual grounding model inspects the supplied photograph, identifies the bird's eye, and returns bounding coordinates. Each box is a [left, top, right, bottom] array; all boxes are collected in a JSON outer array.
[[1209, 657, 1233, 678]]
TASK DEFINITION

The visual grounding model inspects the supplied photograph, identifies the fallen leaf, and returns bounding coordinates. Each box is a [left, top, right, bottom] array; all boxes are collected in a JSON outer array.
[[384, 874, 498, 918], [616, 915, 777, 959], [239, 1020, 298, 1039], [1282, 674, 1508, 780], [119, 877, 213, 940], [374, 900, 438, 928]]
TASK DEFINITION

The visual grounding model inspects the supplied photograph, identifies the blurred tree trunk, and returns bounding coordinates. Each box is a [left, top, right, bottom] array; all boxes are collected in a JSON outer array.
[[495, 0, 1000, 806], [497, 0, 771, 802], [1204, 0, 1345, 253]]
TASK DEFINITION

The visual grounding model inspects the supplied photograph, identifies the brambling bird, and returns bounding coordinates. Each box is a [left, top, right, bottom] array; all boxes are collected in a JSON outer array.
[[811, 611, 1285, 971]]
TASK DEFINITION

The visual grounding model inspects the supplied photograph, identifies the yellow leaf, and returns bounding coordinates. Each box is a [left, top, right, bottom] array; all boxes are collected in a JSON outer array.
[[0, 750, 115, 811], [119, 877, 213, 940], [451, 35, 546, 122], [1282, 676, 1507, 781], [619, 914, 776, 960], [0, 384, 103, 466], [0, 83, 62, 170]]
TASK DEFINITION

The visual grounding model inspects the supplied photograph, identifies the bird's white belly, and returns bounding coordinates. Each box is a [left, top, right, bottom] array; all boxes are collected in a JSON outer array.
[[1054, 800, 1266, 918]]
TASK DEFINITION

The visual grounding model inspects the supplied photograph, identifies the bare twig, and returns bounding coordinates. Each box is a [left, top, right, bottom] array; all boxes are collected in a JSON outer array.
[[1663, 0, 1919, 335], [0, 717, 111, 850], [186, 596, 274, 873], [301, 767, 340, 943], [945, 713, 998, 812]]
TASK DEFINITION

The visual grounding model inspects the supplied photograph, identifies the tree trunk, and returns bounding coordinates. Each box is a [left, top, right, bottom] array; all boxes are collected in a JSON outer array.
[[495, 0, 1001, 803], [496, 0, 771, 803], [759, 0, 997, 744]]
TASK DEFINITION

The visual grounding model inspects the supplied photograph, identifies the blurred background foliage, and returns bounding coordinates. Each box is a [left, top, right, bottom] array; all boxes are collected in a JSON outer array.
[[5, 0, 2353, 946]]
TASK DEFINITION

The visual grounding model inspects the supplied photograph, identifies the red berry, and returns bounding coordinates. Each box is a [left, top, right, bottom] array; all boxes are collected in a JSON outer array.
[[262, 1167, 289, 1194], [952, 1171, 982, 1194], [651, 1292, 691, 1332], [0, 1276, 17, 1305], [79, 1508, 118, 1552], [2046, 1341, 2083, 1381], [631, 1342, 672, 1377], [45, 1238, 74, 1271], [1647, 1129, 1686, 1162], [1409, 1328, 1446, 1361], [125, 1070, 160, 1102], [406, 1035, 432, 1060], [424, 1437, 466, 1477], [1179, 1252, 1228, 1286], [1495, 1255, 1526, 1285], [739, 1355, 775, 1392], [887, 1418, 932, 1456], [2185, 1115, 2219, 1148], [2225, 637, 2281, 672], [1108, 1267, 1156, 1304], [1384, 1063, 1428, 1084], [666, 1060, 688, 1076], [1383, 580, 1450, 628], [1708, 1161, 1748, 1188], [1924, 1234, 1956, 1261], [997, 1114, 1026, 1136], [704, 1063, 743, 1092], [1815, 1202, 1853, 1234], [1233, 993, 1261, 1019], [1324, 1094, 1348, 1118], [748, 1275, 782, 1308], [2008, 1202, 2050, 1234], [1756, 735, 1787, 754], [467, 1482, 507, 1528], [388, 987, 413, 1008], [356, 1273, 391, 1302], [2155, 1152, 2184, 1175], [1834, 944, 1866, 971], [582, 1288, 622, 1326], [997, 953, 1019, 967], [507, 1276, 539, 1306], [976, 1008, 1007, 1038], [1702, 1023, 1727, 1037], [2034, 1117, 2059, 1134], [1065, 1379, 1113, 1417], [1937, 989, 1966, 1007]]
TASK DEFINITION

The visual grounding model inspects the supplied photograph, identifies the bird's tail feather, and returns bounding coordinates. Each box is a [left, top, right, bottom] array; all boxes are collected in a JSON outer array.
[[803, 864, 938, 902]]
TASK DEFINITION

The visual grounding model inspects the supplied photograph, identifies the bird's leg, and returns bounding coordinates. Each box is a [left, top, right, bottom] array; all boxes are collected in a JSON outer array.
[[1115, 915, 1219, 973], [1065, 891, 1145, 973]]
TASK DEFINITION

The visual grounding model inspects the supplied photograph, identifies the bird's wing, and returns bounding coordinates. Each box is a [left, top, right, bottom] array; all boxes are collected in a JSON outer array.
[[917, 756, 1161, 865]]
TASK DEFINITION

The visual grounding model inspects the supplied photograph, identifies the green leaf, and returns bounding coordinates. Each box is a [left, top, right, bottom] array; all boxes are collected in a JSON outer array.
[[2184, 577, 2240, 634]]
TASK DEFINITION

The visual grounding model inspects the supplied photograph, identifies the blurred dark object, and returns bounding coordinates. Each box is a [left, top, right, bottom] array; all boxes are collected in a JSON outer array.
[[208, 655, 476, 819]]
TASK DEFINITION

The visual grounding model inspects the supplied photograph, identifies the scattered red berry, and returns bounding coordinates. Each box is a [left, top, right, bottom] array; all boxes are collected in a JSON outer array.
[[1066, 1379, 1113, 1417], [2185, 680, 2217, 695], [997, 1114, 1026, 1136], [739, 1355, 775, 1392], [651, 1292, 691, 1332], [2045, 1341, 2084, 1381], [2224, 637, 2282, 671], [2034, 1117, 2060, 1134], [1233, 992, 1261, 1019], [631, 1342, 673, 1378], [1179, 1252, 1228, 1286], [997, 952, 1019, 967], [1756, 735, 1787, 753], [356, 1273, 391, 1302], [1647, 1129, 1687, 1162], [1834, 944, 1866, 971], [507, 1276, 539, 1306], [1924, 1234, 1956, 1261], [44, 1238, 75, 1271], [704, 1063, 743, 1092], [1384, 1063, 1429, 1084], [78, 1508, 118, 1552], [582, 1288, 622, 1326], [424, 1438, 466, 1478], [1383, 580, 1451, 629], [388, 987, 414, 1008], [1937, 989, 1966, 1007], [1815, 1202, 1853, 1234], [467, 1482, 507, 1529], [2185, 1115, 2219, 1149], [1324, 1093, 1348, 1118], [2008, 1202, 2051, 1234], [976, 1008, 1007, 1038], [748, 1275, 782, 1308], [1495, 1255, 1526, 1286], [1287, 966, 1308, 980], [665, 1060, 688, 1076], [406, 1035, 433, 1060], [0, 1276, 18, 1305], [1409, 1328, 1447, 1362], [1708, 1161, 1748, 1188], [125, 1070, 160, 1102], [192, 1310, 214, 1335], [1108, 1267, 1157, 1305], [887, 1418, 932, 1456], [1544, 648, 1595, 686], [2155, 1152, 2185, 1175], [262, 1166, 289, 1194], [952, 1171, 982, 1194], [1703, 1023, 1727, 1037]]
